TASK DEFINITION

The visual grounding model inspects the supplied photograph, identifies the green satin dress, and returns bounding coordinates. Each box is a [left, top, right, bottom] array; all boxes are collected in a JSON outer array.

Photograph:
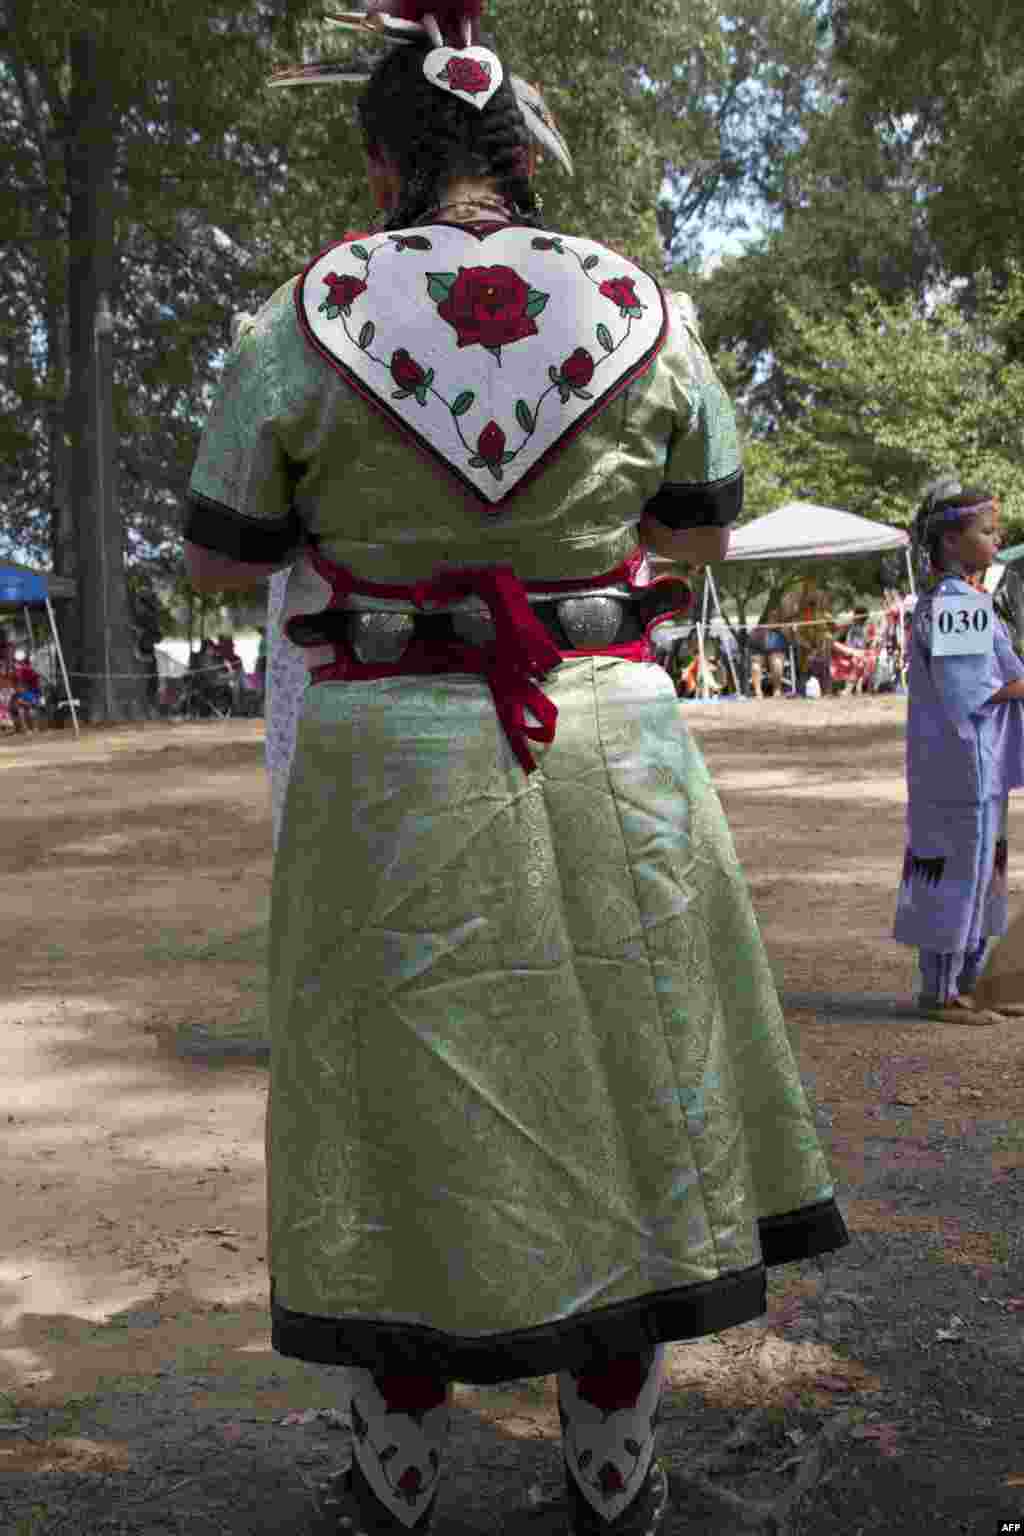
[[186, 220, 847, 1383]]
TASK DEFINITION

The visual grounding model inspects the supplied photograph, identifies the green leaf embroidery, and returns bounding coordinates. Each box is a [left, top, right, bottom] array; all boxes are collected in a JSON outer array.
[[596, 324, 614, 353], [422, 368, 435, 388], [426, 271, 458, 304], [525, 290, 549, 319], [358, 321, 375, 350], [515, 399, 535, 435], [323, 305, 341, 321], [501, 453, 517, 465], [414, 388, 428, 408], [583, 254, 600, 270], [627, 304, 646, 318], [451, 391, 476, 417], [351, 244, 370, 262], [552, 240, 565, 254]]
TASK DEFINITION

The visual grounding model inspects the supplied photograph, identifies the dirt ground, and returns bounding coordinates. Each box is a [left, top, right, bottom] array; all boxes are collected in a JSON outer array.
[[1, 698, 1022, 1535]]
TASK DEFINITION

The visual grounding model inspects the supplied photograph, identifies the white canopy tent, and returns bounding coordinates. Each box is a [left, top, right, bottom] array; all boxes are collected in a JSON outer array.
[[690, 502, 915, 699], [724, 502, 913, 577]]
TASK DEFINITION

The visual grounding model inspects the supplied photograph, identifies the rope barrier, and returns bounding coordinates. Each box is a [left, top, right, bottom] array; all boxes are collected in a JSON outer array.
[[61, 662, 244, 679], [654, 602, 913, 635]]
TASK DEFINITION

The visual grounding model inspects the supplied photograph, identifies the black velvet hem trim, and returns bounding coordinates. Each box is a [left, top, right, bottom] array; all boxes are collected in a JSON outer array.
[[643, 469, 744, 531], [270, 1197, 848, 1384], [183, 491, 302, 564]]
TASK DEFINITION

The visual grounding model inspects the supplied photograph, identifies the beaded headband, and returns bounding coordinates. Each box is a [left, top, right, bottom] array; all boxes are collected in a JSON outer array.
[[266, 5, 574, 176], [930, 498, 995, 524]]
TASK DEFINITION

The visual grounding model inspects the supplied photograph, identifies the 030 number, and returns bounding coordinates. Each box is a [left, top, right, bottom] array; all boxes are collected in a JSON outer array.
[[937, 607, 990, 637]]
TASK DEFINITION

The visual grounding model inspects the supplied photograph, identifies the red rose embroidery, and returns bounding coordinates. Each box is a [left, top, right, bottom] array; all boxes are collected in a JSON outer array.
[[573, 1356, 650, 1415], [438, 266, 539, 352], [599, 276, 644, 315], [397, 1466, 425, 1496], [561, 348, 596, 389], [437, 55, 492, 95], [376, 1375, 448, 1416], [390, 349, 427, 391], [598, 1463, 626, 1496], [324, 272, 367, 310], [477, 421, 507, 466]]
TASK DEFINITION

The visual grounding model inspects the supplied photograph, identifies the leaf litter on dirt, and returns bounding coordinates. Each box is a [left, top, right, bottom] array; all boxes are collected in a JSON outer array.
[[277, 1408, 351, 1429], [849, 1422, 903, 1458]]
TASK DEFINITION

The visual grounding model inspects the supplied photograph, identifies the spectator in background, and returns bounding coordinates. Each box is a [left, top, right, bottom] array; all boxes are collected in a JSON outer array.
[[0, 628, 16, 732], [129, 577, 163, 718], [214, 632, 243, 673], [748, 623, 788, 697], [831, 606, 878, 694], [10, 652, 43, 734], [792, 579, 833, 694]]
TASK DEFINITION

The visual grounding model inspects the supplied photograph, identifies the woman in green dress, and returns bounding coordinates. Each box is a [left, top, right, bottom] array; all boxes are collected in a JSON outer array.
[[185, 4, 847, 1531]]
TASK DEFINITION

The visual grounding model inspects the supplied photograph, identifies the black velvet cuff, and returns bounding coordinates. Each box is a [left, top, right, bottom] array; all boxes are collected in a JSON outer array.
[[644, 469, 744, 531], [183, 491, 303, 564]]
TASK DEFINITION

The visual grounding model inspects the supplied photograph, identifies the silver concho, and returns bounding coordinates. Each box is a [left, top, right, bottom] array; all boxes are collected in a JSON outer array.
[[556, 597, 625, 649], [347, 612, 415, 664], [452, 610, 497, 649]]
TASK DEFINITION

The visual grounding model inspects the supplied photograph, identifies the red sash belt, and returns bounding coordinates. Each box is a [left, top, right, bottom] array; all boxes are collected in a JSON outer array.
[[302, 550, 656, 776]]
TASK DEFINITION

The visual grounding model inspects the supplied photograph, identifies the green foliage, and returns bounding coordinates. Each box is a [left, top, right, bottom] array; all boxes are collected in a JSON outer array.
[[832, 0, 1024, 278], [767, 271, 1024, 538], [4, 0, 1024, 600]]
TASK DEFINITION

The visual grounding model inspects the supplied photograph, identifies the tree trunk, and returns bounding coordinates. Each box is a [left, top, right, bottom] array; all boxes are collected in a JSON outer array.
[[66, 31, 146, 723], [46, 290, 72, 585]]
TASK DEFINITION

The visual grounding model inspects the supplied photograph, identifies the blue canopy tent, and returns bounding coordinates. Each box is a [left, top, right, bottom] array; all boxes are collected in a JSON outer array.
[[0, 564, 80, 736]]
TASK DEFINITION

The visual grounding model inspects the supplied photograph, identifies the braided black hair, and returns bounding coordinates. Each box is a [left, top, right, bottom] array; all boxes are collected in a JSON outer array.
[[357, 43, 542, 229]]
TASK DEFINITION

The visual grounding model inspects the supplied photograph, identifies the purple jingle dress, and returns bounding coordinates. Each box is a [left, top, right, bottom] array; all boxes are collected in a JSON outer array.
[[894, 572, 1024, 992]]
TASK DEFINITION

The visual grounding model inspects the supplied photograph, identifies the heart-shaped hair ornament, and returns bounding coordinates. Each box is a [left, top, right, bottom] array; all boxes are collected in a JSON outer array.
[[425, 44, 503, 109], [272, 5, 575, 174]]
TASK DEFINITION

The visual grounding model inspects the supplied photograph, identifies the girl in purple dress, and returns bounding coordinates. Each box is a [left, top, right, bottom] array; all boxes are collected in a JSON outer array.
[[894, 481, 1024, 1022]]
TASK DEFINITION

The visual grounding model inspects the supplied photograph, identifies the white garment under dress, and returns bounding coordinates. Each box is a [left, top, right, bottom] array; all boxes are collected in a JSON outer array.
[[266, 565, 308, 851]]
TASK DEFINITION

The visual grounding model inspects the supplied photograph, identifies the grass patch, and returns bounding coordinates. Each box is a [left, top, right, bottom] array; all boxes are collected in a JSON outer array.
[[144, 923, 268, 967], [992, 1119, 1024, 1155], [49, 1395, 97, 1437], [16, 1507, 50, 1536], [176, 1001, 269, 1045]]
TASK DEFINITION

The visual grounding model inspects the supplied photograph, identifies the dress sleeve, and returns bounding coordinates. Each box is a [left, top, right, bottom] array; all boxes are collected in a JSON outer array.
[[184, 286, 306, 563], [642, 292, 743, 531]]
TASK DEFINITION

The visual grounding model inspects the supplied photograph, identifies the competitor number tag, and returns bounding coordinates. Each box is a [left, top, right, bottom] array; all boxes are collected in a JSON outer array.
[[932, 590, 994, 657]]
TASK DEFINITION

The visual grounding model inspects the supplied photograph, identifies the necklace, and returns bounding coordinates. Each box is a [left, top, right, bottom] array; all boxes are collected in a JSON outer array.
[[429, 197, 513, 223]]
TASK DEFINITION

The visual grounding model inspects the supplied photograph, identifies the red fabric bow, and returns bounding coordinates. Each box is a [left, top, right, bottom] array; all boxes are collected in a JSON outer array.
[[302, 551, 656, 777], [411, 565, 562, 775]]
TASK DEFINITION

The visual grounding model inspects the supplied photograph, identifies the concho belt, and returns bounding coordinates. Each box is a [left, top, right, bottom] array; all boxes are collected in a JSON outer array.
[[289, 593, 677, 664]]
